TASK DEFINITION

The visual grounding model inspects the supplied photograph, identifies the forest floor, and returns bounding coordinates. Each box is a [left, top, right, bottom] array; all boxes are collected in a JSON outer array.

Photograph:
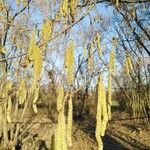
[[106, 111, 150, 150], [13, 108, 150, 150]]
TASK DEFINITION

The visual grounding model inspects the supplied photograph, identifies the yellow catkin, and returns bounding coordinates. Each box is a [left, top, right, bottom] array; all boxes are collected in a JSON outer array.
[[125, 53, 133, 75], [65, 41, 74, 85], [88, 57, 91, 70], [33, 86, 39, 104], [67, 94, 73, 147], [55, 116, 62, 150], [109, 48, 115, 71], [127, 53, 133, 71], [32, 104, 38, 113], [17, 0, 21, 6], [97, 137, 103, 150], [0, 47, 6, 54], [18, 80, 27, 105], [28, 31, 43, 113], [29, 31, 43, 81], [88, 43, 93, 70], [28, 31, 43, 80], [90, 43, 93, 56], [95, 33, 102, 58], [33, 45, 43, 81], [42, 19, 53, 42], [101, 84, 108, 135], [90, 43, 94, 69], [55, 86, 67, 150], [69, 0, 77, 22], [28, 31, 36, 61], [22, 0, 28, 7], [107, 74, 112, 120], [32, 86, 39, 113], [116, 0, 119, 7], [125, 56, 129, 75], [62, 0, 68, 18], [95, 77, 103, 149], [60, 112, 67, 150], [31, 42, 42, 111], [96, 77, 108, 150], [65, 47, 69, 82], [57, 87, 64, 112], [131, 8, 136, 18], [107, 48, 115, 120], [55, 113, 67, 150], [55, 8, 62, 21]]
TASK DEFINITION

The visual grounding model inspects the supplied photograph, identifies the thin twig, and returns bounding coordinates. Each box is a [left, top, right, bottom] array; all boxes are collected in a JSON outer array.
[[0, 52, 27, 62], [0, 5, 94, 62]]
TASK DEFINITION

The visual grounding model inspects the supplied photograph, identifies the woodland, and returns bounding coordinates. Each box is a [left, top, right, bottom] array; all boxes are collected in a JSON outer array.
[[0, 0, 150, 150]]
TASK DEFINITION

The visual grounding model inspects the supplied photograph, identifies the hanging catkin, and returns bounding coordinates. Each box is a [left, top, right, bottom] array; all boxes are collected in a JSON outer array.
[[17, 0, 21, 6], [125, 56, 129, 75], [109, 48, 115, 71], [55, 87, 67, 150], [17, 80, 27, 105], [28, 31, 36, 62], [57, 87, 64, 112], [55, 124, 61, 150], [108, 73, 112, 120], [69, 0, 77, 22], [42, 19, 53, 42], [116, 0, 119, 7], [95, 76, 108, 150], [88, 57, 91, 70], [67, 94, 73, 147], [55, 87, 63, 150], [88, 43, 93, 70], [127, 53, 133, 71], [65, 41, 74, 85], [125, 52, 133, 75], [32, 86, 39, 113], [33, 45, 43, 81], [28, 31, 43, 113], [108, 48, 115, 120], [60, 111, 67, 150], [22, 0, 28, 7], [32, 86, 39, 104], [95, 77, 103, 150], [62, 0, 68, 18], [32, 43, 42, 113], [0, 47, 6, 54], [29, 31, 43, 80], [94, 33, 102, 58]]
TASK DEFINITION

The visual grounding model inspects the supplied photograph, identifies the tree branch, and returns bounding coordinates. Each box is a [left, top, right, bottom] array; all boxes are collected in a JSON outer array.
[[0, 52, 27, 62]]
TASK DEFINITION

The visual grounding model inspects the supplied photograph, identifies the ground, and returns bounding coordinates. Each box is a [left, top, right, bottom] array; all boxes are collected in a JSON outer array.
[[9, 108, 150, 150]]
